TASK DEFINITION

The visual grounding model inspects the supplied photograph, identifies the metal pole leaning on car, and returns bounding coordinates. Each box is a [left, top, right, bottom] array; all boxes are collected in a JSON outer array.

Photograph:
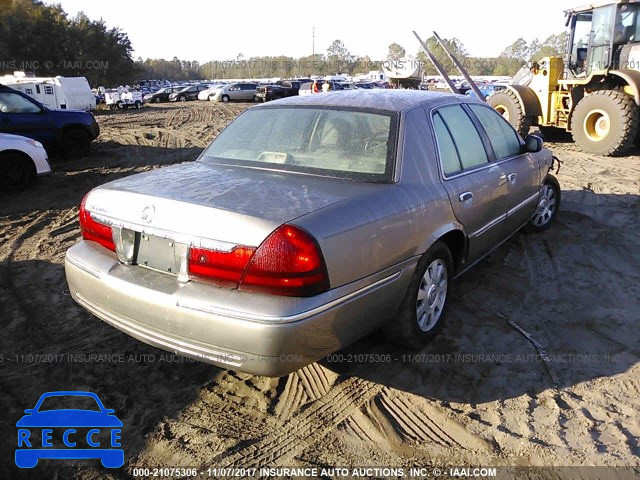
[[412, 31, 460, 95], [432, 31, 486, 102]]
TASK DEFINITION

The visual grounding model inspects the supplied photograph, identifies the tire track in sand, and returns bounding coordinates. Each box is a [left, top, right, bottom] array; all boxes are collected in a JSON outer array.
[[212, 376, 383, 468]]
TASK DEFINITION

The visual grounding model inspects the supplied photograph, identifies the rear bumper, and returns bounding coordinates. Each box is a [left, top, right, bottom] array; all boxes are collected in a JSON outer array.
[[65, 241, 414, 376]]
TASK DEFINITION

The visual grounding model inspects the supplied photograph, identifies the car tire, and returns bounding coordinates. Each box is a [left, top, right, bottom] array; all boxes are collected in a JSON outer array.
[[385, 241, 453, 349], [221, 95, 230, 103], [523, 174, 561, 232], [62, 127, 90, 159], [116, 101, 123, 110], [134, 101, 141, 109], [179, 96, 186, 102], [570, 90, 639, 156], [488, 89, 534, 138], [154, 97, 161, 103], [0, 151, 36, 192], [253, 95, 259, 103]]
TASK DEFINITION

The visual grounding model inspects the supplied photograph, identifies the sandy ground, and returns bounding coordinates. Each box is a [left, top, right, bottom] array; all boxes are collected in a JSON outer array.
[[0, 101, 638, 478]]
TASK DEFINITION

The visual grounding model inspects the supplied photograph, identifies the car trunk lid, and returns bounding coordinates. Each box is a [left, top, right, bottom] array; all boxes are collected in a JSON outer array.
[[84, 161, 383, 271]]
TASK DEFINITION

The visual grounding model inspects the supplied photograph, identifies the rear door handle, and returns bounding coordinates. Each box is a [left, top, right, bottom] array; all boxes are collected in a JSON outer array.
[[459, 192, 473, 202], [507, 173, 517, 183]]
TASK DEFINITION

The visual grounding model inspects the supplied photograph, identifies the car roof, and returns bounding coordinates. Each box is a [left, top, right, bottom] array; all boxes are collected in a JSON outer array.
[[256, 90, 472, 113]]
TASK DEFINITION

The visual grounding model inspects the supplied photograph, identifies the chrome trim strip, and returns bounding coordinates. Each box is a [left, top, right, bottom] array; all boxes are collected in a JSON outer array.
[[507, 192, 540, 216], [90, 212, 241, 252], [469, 213, 507, 238], [75, 292, 245, 367], [65, 255, 101, 279], [176, 271, 403, 324]]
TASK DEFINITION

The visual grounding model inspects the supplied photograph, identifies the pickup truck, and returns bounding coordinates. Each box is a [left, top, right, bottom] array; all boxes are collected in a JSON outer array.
[[255, 79, 311, 102], [0, 84, 100, 158]]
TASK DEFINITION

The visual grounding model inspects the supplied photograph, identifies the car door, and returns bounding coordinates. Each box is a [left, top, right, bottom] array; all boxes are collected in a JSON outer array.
[[0, 90, 55, 146], [467, 104, 540, 232], [431, 104, 511, 263]]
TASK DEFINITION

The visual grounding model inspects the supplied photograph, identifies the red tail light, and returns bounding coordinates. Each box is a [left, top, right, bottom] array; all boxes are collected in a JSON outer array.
[[188, 245, 255, 287], [79, 194, 115, 252], [238, 224, 329, 297]]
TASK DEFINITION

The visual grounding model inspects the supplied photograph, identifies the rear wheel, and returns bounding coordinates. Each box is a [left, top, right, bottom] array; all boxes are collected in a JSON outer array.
[[253, 95, 259, 103], [154, 97, 161, 103], [570, 90, 638, 156], [62, 127, 90, 158], [385, 241, 452, 349], [488, 89, 534, 138], [134, 101, 141, 109], [0, 152, 36, 192]]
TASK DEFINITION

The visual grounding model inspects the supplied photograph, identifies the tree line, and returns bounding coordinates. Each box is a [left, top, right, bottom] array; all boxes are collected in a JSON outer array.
[[0, 0, 134, 86], [1, 0, 568, 85]]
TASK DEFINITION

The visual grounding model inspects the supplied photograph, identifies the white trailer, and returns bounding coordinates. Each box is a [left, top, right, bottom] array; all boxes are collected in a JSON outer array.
[[0, 72, 96, 111], [104, 88, 143, 110]]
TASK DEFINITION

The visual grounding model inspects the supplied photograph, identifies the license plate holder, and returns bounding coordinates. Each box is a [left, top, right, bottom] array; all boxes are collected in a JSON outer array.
[[135, 233, 179, 275]]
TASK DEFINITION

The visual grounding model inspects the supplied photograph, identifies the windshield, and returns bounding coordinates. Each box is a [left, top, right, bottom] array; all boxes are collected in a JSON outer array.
[[200, 107, 397, 182], [615, 3, 640, 44]]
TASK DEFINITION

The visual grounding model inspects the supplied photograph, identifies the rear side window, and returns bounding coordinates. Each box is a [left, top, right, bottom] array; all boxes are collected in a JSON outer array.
[[433, 113, 462, 175], [433, 105, 488, 174], [469, 105, 522, 159]]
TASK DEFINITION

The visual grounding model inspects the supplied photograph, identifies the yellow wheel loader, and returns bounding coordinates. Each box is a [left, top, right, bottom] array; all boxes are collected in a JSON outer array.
[[488, 1, 640, 156]]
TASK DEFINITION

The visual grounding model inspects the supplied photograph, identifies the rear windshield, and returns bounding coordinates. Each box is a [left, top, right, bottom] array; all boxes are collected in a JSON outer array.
[[200, 107, 398, 182]]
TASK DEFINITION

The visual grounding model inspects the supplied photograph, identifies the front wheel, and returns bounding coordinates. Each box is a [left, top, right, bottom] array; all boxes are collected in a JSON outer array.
[[179, 96, 187, 102], [154, 97, 161, 103], [0, 152, 36, 192], [570, 90, 638, 156], [62, 128, 90, 158], [524, 175, 561, 232], [385, 241, 452, 349], [221, 95, 230, 103]]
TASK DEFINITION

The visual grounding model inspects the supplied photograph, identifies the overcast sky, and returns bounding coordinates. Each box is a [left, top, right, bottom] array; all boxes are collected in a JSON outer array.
[[49, 0, 580, 62]]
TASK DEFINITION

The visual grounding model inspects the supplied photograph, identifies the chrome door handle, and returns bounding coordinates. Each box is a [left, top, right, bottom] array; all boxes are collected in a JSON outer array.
[[507, 173, 517, 183], [459, 192, 473, 202]]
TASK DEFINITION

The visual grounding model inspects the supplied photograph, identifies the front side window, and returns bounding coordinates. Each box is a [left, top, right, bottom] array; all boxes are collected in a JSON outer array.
[[200, 107, 397, 182], [0, 92, 41, 113], [434, 105, 488, 172], [469, 105, 522, 159]]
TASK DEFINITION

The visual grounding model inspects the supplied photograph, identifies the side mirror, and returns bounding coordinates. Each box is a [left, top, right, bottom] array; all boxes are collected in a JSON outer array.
[[524, 134, 543, 153]]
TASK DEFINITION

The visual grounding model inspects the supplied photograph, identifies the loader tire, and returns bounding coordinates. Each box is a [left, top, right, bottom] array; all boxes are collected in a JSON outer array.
[[570, 90, 639, 156], [488, 89, 533, 138]]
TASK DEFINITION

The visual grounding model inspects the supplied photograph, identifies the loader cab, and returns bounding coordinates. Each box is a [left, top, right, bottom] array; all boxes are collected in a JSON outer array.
[[567, 1, 640, 77]]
